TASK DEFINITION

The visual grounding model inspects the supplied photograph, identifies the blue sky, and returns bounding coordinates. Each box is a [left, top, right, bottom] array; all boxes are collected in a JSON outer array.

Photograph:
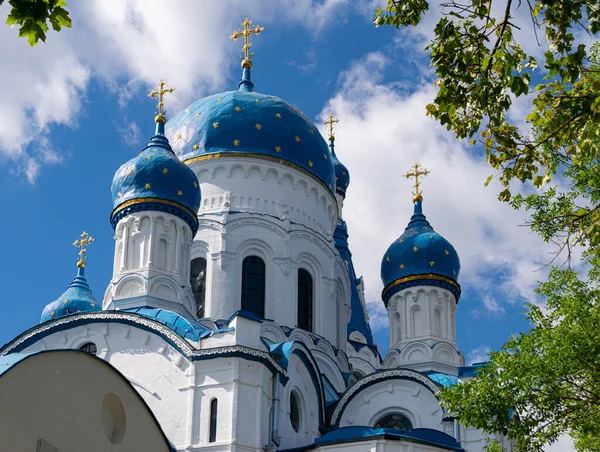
[[0, 1, 540, 361]]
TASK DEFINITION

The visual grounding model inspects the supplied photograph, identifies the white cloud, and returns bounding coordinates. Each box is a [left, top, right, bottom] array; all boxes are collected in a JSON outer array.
[[119, 122, 142, 148], [467, 345, 492, 365], [318, 52, 554, 330], [1, 0, 369, 182]]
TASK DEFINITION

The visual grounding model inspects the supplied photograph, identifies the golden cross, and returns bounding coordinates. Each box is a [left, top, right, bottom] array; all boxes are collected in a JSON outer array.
[[148, 80, 175, 123], [404, 162, 430, 202], [73, 231, 94, 268], [229, 17, 264, 69], [323, 115, 340, 141]]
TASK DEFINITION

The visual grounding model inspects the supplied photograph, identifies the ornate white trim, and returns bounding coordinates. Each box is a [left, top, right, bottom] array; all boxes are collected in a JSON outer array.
[[331, 369, 439, 425], [0, 312, 286, 375]]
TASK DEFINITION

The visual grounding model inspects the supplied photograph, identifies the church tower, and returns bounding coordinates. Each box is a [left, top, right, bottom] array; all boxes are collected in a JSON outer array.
[[380, 164, 464, 374], [103, 82, 201, 318]]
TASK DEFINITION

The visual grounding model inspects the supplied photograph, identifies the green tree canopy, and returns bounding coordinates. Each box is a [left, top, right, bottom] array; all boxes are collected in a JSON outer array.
[[375, 1, 600, 450], [2, 0, 71, 46]]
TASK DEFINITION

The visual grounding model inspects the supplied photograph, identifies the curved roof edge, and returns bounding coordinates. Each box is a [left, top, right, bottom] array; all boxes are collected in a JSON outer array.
[[0, 311, 285, 376]]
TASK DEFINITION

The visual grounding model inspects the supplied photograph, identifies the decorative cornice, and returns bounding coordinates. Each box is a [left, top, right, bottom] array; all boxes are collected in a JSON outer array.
[[183, 152, 335, 196], [0, 311, 286, 375], [382, 273, 461, 306], [330, 369, 442, 426], [111, 198, 199, 234]]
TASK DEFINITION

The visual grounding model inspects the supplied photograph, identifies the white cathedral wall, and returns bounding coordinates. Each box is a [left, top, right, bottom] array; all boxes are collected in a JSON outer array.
[[383, 285, 462, 373], [104, 211, 195, 317], [188, 157, 352, 347], [189, 157, 337, 238], [336, 378, 444, 431]]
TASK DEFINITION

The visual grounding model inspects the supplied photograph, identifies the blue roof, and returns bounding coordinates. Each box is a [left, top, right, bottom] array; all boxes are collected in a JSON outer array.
[[322, 375, 340, 407], [40, 266, 100, 323], [123, 307, 218, 342], [329, 139, 349, 198], [165, 88, 336, 193], [334, 219, 375, 347], [458, 362, 487, 378], [381, 199, 461, 305], [425, 371, 459, 388], [311, 426, 462, 451], [111, 121, 201, 234]]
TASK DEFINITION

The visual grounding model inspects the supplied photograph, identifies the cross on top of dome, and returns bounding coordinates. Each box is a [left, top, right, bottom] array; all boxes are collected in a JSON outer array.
[[230, 17, 264, 69], [73, 231, 94, 269], [149, 80, 175, 124], [324, 115, 340, 141], [404, 162, 430, 203]]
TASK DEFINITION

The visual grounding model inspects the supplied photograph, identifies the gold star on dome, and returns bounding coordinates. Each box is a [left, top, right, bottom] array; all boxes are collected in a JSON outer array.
[[128, 169, 134, 176], [255, 123, 262, 130], [233, 139, 240, 146], [84, 292, 88, 295], [423, 226, 429, 230], [336, 176, 339, 181], [399, 239, 404, 243], [193, 144, 199, 150], [217, 97, 223, 102], [255, 99, 261, 103], [275, 113, 282, 118], [145, 183, 151, 189], [279, 159, 284, 164], [193, 182, 198, 187], [413, 247, 418, 252], [295, 136, 301, 142], [163, 168, 169, 174], [445, 250, 450, 255], [275, 146, 281, 153], [176, 133, 182, 141], [213, 122, 219, 128], [430, 261, 435, 266], [453, 270, 456, 275], [386, 256, 390, 262], [309, 129, 315, 135], [235, 106, 242, 112], [177, 190, 183, 196], [308, 160, 313, 167], [342, 171, 346, 176], [196, 113, 201, 117], [429, 235, 434, 239], [146, 155, 152, 160], [323, 154, 327, 159], [64, 300, 68, 304], [400, 264, 405, 269], [90, 302, 95, 307], [117, 192, 122, 198], [51, 312, 55, 317]]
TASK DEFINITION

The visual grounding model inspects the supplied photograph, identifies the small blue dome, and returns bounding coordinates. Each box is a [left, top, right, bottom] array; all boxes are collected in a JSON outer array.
[[111, 122, 201, 234], [165, 90, 336, 193], [381, 200, 461, 305], [41, 267, 100, 323], [329, 139, 349, 198]]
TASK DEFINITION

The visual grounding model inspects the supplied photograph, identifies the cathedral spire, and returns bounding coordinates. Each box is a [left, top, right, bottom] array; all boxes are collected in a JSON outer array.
[[230, 17, 264, 92]]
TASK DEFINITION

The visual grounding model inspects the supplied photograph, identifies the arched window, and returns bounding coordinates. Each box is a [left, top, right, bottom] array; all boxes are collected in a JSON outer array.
[[190, 257, 207, 318], [297, 269, 313, 332], [241, 256, 265, 318], [290, 392, 300, 433], [79, 342, 97, 355], [209, 398, 218, 443], [374, 413, 413, 431]]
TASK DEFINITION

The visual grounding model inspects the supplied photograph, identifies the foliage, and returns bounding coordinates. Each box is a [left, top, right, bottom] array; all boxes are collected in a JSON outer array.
[[2, 0, 71, 46], [375, 1, 600, 450], [439, 260, 600, 451], [374, 0, 600, 253]]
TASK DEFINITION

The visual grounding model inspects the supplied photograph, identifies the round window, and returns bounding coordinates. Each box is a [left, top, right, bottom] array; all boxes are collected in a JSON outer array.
[[374, 413, 413, 430], [290, 392, 300, 433], [79, 342, 97, 355]]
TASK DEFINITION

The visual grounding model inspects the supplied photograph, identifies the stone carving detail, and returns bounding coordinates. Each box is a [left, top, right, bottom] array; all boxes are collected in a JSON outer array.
[[330, 369, 441, 425]]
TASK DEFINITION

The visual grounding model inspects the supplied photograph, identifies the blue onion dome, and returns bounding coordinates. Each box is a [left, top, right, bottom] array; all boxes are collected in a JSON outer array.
[[329, 137, 350, 198], [111, 120, 201, 235], [165, 68, 336, 194], [380, 199, 461, 306], [41, 233, 100, 323]]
